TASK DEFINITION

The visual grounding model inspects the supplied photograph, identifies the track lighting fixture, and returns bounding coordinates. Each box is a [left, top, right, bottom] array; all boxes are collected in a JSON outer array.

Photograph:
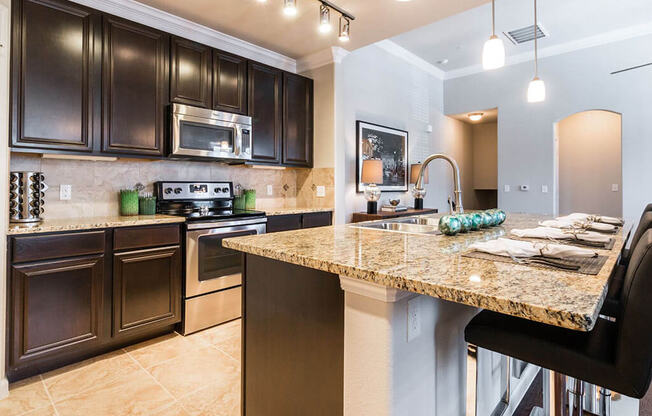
[[261, 0, 355, 41], [318, 4, 332, 33], [338, 15, 350, 42], [283, 0, 297, 16]]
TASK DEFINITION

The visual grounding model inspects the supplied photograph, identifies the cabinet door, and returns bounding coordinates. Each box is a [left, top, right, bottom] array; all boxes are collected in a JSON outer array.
[[213, 50, 247, 114], [170, 36, 212, 108], [248, 62, 282, 164], [266, 214, 302, 233], [302, 212, 331, 229], [113, 246, 181, 337], [102, 16, 169, 156], [283, 73, 313, 167], [9, 255, 104, 367], [11, 0, 101, 151]]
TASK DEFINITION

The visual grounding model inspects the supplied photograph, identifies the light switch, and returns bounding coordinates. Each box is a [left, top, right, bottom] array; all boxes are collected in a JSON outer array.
[[504, 185, 510, 193], [266, 185, 273, 196], [541, 185, 549, 193], [60, 184, 71, 200], [316, 186, 326, 197], [612, 184, 619, 192]]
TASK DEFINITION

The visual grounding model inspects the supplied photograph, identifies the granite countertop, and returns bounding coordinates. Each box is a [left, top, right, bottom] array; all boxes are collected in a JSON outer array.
[[223, 213, 627, 332], [7, 214, 186, 235], [264, 207, 333, 216]]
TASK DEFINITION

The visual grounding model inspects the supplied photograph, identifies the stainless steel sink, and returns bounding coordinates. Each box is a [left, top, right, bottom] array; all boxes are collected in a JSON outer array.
[[350, 218, 440, 235], [393, 217, 440, 226]]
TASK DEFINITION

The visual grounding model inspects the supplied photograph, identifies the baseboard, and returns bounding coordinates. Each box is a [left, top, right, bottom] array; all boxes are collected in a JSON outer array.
[[0, 377, 9, 400]]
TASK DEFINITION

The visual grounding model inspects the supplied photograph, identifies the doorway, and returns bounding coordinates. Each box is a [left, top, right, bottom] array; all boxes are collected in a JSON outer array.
[[555, 110, 622, 217]]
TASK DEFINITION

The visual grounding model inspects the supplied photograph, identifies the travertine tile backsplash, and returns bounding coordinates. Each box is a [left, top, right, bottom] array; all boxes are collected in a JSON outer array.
[[10, 154, 333, 219]]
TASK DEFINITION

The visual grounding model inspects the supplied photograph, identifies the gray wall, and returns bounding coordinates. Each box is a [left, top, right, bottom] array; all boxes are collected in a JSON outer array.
[[334, 44, 475, 224], [444, 34, 652, 222]]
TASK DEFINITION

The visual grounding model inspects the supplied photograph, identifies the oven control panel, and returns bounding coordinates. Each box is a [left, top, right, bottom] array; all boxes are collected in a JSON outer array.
[[155, 182, 232, 200]]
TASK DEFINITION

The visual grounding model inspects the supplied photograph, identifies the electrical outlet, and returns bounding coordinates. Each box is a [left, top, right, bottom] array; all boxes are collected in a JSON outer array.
[[541, 185, 549, 193], [316, 185, 325, 197], [407, 296, 421, 342], [504, 185, 510, 193], [266, 185, 273, 196], [612, 184, 619, 192], [60, 184, 71, 200]]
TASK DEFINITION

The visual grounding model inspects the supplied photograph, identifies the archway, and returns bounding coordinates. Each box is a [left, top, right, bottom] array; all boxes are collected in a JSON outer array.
[[554, 110, 622, 217]]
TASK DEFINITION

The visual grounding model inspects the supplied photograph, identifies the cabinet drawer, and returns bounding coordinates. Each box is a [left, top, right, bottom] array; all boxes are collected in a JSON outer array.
[[302, 212, 332, 229], [114, 224, 180, 251], [266, 214, 302, 233], [11, 231, 105, 263]]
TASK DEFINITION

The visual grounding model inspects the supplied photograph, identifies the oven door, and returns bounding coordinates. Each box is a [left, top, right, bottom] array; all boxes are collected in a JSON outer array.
[[185, 221, 266, 298], [172, 113, 245, 159]]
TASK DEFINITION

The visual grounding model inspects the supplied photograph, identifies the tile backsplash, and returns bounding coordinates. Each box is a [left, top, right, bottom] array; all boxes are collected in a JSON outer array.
[[10, 154, 334, 219]]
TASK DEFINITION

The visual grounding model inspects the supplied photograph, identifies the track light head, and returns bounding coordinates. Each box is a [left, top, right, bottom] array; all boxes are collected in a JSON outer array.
[[319, 4, 332, 33], [338, 15, 350, 42]]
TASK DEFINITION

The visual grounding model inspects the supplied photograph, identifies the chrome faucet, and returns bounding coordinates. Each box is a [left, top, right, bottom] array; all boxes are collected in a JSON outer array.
[[414, 153, 464, 214]]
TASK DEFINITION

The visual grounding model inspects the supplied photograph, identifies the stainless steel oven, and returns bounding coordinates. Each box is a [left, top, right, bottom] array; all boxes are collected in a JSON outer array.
[[184, 217, 266, 334], [171, 103, 252, 161]]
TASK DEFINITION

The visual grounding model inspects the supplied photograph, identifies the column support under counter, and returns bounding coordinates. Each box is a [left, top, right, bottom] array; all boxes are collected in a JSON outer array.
[[339, 275, 478, 416]]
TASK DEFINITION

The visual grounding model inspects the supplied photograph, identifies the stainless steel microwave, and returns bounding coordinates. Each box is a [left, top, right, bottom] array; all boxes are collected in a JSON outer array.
[[171, 104, 252, 161]]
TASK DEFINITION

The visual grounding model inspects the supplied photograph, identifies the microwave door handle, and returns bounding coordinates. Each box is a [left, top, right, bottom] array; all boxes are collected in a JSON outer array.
[[234, 125, 242, 156]]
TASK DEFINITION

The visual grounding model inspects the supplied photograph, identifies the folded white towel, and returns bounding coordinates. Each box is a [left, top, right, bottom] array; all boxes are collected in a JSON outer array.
[[557, 213, 623, 226], [511, 227, 611, 244], [539, 219, 617, 233], [469, 238, 598, 259]]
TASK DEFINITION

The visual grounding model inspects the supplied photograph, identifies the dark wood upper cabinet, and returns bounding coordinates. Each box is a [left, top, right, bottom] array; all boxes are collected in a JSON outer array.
[[283, 73, 313, 167], [248, 62, 282, 164], [213, 50, 247, 114], [10, 0, 101, 152], [170, 36, 212, 108], [112, 246, 181, 338], [102, 15, 169, 156], [9, 255, 104, 368]]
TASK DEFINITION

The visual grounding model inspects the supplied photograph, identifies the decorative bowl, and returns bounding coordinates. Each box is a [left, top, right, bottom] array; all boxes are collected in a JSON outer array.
[[439, 215, 462, 236], [389, 199, 400, 206]]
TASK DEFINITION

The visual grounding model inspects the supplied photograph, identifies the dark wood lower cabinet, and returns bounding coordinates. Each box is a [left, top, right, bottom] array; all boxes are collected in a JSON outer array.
[[266, 211, 332, 233], [9, 255, 104, 369], [6, 225, 182, 381], [113, 246, 181, 337]]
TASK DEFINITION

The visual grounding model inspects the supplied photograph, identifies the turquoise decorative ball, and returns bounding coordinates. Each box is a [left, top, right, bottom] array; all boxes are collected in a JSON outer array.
[[496, 209, 507, 225], [456, 214, 472, 233], [480, 212, 493, 228], [484, 209, 500, 226], [439, 215, 462, 236], [470, 213, 483, 231]]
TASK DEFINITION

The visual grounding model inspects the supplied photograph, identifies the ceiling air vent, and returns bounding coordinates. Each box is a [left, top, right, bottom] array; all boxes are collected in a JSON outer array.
[[503, 24, 548, 45]]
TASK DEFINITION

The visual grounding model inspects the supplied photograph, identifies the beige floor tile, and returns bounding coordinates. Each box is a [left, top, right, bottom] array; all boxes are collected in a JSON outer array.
[[148, 346, 240, 400], [213, 336, 241, 362], [23, 405, 58, 416], [43, 349, 143, 403], [126, 332, 205, 369], [54, 371, 173, 416], [193, 320, 241, 347], [178, 375, 240, 416], [0, 376, 51, 416], [151, 402, 192, 416]]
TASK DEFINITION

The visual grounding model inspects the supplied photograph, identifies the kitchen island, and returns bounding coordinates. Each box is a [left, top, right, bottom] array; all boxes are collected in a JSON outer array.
[[223, 213, 627, 416]]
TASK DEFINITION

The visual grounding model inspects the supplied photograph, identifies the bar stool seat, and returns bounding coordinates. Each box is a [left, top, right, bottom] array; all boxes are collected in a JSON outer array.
[[599, 264, 626, 318], [621, 209, 652, 266]]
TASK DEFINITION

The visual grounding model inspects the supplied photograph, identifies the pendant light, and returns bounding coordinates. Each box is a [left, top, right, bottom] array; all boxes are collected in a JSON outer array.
[[482, 0, 505, 70], [527, 0, 546, 102]]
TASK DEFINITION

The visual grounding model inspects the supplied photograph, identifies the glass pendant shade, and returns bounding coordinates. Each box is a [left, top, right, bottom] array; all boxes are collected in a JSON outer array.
[[482, 35, 505, 70], [527, 76, 546, 103]]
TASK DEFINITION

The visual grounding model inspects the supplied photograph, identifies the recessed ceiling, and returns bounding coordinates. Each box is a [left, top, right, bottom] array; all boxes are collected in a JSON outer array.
[[391, 0, 652, 72], [132, 0, 490, 59]]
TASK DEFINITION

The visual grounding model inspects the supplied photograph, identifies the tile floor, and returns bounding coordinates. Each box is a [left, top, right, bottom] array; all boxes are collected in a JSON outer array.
[[0, 319, 242, 416]]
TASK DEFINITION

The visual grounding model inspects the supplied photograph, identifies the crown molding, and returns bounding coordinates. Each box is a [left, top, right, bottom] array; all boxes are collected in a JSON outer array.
[[71, 0, 297, 72], [296, 46, 350, 73], [445, 21, 652, 80], [374, 40, 445, 80]]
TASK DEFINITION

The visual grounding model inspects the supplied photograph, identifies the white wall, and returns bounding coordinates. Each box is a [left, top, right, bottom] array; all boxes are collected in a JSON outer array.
[[558, 110, 622, 217], [334, 44, 475, 224], [444, 34, 652, 222]]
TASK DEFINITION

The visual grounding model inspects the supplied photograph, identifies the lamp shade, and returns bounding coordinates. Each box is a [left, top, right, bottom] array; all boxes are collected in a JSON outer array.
[[527, 77, 546, 103], [482, 35, 505, 70], [410, 163, 429, 184], [361, 159, 383, 184]]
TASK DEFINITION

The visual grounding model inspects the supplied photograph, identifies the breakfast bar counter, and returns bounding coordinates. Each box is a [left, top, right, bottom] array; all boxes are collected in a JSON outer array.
[[223, 212, 627, 416]]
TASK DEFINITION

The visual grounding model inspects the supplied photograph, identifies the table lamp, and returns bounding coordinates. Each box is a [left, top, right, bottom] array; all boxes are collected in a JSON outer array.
[[361, 159, 383, 214], [410, 163, 429, 209]]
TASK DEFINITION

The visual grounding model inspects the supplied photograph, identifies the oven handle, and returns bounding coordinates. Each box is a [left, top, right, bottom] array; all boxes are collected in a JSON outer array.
[[186, 217, 267, 230]]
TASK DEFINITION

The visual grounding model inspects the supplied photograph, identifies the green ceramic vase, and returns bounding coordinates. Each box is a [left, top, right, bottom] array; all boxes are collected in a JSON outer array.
[[456, 214, 472, 233], [439, 215, 462, 236]]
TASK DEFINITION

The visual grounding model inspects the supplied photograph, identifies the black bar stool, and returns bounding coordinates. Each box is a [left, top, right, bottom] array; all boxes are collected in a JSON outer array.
[[621, 210, 652, 266], [465, 229, 652, 416]]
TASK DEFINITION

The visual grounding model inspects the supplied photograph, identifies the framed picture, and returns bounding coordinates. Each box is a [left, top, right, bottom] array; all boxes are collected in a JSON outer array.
[[356, 121, 408, 193]]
